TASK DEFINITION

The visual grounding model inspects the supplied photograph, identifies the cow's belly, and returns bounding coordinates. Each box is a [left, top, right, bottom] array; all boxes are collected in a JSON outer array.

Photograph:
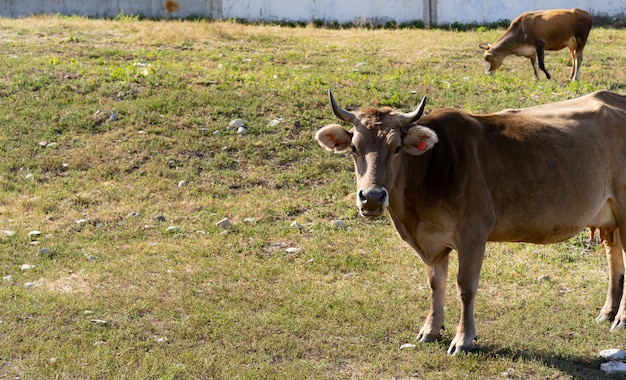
[[488, 200, 617, 244]]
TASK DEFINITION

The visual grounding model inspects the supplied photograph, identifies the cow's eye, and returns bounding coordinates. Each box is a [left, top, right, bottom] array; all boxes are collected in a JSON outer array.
[[393, 146, 401, 155], [351, 145, 359, 156]]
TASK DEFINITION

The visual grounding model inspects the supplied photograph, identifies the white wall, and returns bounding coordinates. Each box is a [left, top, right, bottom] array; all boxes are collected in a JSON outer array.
[[0, 0, 624, 24]]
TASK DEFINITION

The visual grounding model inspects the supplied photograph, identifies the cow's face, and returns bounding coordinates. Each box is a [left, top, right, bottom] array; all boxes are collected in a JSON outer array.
[[315, 91, 437, 218], [479, 43, 503, 75]]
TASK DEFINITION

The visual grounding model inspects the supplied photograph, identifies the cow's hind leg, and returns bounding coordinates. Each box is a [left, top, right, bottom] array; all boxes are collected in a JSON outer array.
[[610, 228, 626, 330], [597, 227, 624, 323], [529, 55, 540, 80], [417, 257, 448, 343], [571, 48, 583, 81]]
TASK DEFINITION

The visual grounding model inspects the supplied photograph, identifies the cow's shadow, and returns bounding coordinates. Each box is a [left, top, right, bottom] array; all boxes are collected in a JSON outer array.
[[474, 343, 626, 379]]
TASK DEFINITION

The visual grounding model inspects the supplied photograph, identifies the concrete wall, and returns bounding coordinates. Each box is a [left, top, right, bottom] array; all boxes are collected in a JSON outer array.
[[1, 0, 625, 24]]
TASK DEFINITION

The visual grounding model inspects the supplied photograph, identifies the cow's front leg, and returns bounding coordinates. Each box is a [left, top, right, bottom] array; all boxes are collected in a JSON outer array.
[[597, 228, 624, 323], [447, 240, 486, 355], [535, 45, 551, 79], [417, 256, 449, 343]]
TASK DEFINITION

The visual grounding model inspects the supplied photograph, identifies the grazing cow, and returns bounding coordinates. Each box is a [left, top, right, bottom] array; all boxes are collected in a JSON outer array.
[[479, 9, 592, 80], [315, 90, 626, 355]]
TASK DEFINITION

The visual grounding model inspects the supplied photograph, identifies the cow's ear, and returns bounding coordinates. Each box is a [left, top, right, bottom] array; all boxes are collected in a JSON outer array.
[[315, 124, 353, 153], [479, 43, 491, 51], [403, 125, 438, 156]]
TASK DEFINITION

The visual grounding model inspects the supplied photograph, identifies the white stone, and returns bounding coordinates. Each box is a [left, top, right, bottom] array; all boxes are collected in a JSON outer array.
[[2, 230, 15, 236], [285, 247, 301, 254], [290, 221, 303, 229], [601, 361, 626, 374], [600, 349, 626, 360], [216, 218, 232, 229], [399, 343, 416, 350], [178, 180, 188, 187], [21, 264, 35, 271], [268, 119, 281, 127], [228, 119, 245, 130], [165, 226, 180, 233], [28, 230, 42, 238], [236, 126, 248, 135], [76, 219, 87, 226]]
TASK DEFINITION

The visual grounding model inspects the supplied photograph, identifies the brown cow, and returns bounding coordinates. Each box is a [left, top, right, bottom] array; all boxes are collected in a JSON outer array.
[[315, 90, 626, 355], [479, 9, 592, 80]]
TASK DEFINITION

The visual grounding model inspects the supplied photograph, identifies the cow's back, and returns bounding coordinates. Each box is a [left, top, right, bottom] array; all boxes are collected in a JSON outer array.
[[417, 91, 626, 243], [505, 8, 592, 49]]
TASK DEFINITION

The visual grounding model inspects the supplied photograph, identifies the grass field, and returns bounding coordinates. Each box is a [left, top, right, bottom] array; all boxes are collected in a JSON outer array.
[[1, 16, 626, 379]]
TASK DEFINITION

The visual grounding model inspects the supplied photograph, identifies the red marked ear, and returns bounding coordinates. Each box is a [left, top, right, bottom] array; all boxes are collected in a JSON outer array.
[[403, 126, 438, 156], [315, 124, 352, 153]]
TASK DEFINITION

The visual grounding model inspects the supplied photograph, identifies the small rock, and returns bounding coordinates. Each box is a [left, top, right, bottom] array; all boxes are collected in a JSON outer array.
[[290, 221, 303, 229], [228, 119, 245, 130], [157, 337, 168, 343], [21, 264, 36, 271], [2, 230, 15, 237], [3, 275, 13, 281], [155, 215, 166, 222], [285, 247, 301, 254], [28, 231, 42, 239], [167, 160, 177, 168], [24, 281, 38, 288], [127, 212, 141, 218], [90, 319, 108, 325], [87, 255, 98, 262], [236, 126, 248, 135], [601, 361, 626, 374], [243, 217, 256, 223], [537, 275, 550, 282], [599, 349, 626, 360], [399, 343, 416, 350], [268, 119, 281, 127], [46, 142, 57, 148], [216, 218, 232, 229], [24, 173, 34, 180], [212, 130, 220, 136], [36, 247, 52, 258], [38, 141, 48, 147], [94, 341, 107, 346], [165, 226, 180, 233], [331, 220, 345, 229], [500, 368, 514, 378], [178, 180, 188, 187], [108, 110, 118, 122], [76, 219, 88, 226]]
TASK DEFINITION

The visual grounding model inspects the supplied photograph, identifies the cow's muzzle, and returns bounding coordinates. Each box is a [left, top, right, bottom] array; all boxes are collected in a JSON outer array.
[[357, 187, 389, 218]]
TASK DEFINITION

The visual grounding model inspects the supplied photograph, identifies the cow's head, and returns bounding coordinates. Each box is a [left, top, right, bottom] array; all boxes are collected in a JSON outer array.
[[479, 43, 503, 75], [315, 91, 437, 218]]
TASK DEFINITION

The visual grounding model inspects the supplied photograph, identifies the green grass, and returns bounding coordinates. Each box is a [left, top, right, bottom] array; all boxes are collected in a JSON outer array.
[[1, 16, 626, 379]]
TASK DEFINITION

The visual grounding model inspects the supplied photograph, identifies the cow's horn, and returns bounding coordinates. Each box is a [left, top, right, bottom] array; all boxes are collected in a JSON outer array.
[[400, 96, 427, 125], [328, 90, 358, 124]]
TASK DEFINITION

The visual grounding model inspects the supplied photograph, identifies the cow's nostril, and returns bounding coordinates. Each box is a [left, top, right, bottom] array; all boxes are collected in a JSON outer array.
[[377, 191, 387, 203], [358, 189, 367, 202]]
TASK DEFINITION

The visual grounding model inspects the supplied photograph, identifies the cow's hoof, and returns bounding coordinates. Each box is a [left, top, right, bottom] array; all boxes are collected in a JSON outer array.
[[447, 342, 476, 356], [611, 320, 626, 331], [597, 312, 615, 323]]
